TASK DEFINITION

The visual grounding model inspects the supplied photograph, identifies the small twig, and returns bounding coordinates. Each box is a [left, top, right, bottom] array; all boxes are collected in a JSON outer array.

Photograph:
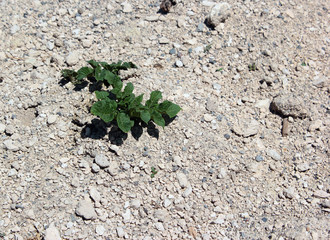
[[282, 118, 289, 137]]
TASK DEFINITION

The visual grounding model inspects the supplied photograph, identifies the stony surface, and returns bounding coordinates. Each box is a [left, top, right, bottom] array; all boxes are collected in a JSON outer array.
[[0, 0, 329, 239]]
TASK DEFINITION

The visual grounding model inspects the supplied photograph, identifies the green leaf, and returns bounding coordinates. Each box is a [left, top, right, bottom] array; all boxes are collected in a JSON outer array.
[[123, 83, 134, 96], [111, 78, 123, 95], [61, 69, 77, 78], [97, 62, 109, 68], [157, 101, 181, 117], [158, 100, 172, 113], [122, 61, 138, 69], [151, 111, 165, 127], [94, 66, 103, 81], [132, 94, 143, 105], [87, 60, 99, 68], [95, 91, 109, 100], [102, 70, 117, 85], [91, 99, 117, 123], [122, 93, 135, 105], [61, 69, 80, 84], [165, 103, 181, 118], [117, 112, 134, 133], [146, 91, 162, 107], [76, 67, 93, 81], [140, 111, 151, 124], [128, 94, 144, 110]]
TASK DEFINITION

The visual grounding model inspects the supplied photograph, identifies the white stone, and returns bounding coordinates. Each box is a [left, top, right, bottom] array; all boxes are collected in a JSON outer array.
[[82, 39, 93, 48], [177, 18, 185, 28], [202, 1, 216, 7], [121, 2, 133, 13], [26, 209, 35, 220], [75, 199, 97, 220], [8, 169, 17, 177], [10, 25, 20, 34], [283, 187, 297, 199], [116, 227, 125, 238], [107, 161, 119, 176], [159, 37, 170, 44], [95, 225, 105, 235], [183, 184, 192, 197], [45, 223, 61, 240], [213, 214, 225, 224], [255, 99, 271, 110], [232, 119, 259, 137], [122, 209, 131, 222], [95, 154, 110, 168], [46, 41, 54, 51], [0, 123, 6, 133], [173, 156, 182, 166], [184, 38, 197, 45], [204, 114, 213, 122], [47, 115, 57, 124], [309, 120, 323, 132], [130, 199, 141, 209], [267, 149, 281, 161], [175, 60, 183, 67], [4, 139, 19, 151], [155, 222, 165, 231], [206, 2, 231, 27], [313, 190, 330, 199], [90, 187, 101, 203], [295, 163, 310, 172], [163, 198, 172, 208], [109, 144, 120, 155], [145, 15, 159, 22], [177, 172, 189, 188], [66, 51, 79, 66]]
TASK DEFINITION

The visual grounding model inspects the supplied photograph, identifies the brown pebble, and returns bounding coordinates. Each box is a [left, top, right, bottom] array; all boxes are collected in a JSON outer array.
[[282, 118, 289, 137], [188, 226, 197, 239]]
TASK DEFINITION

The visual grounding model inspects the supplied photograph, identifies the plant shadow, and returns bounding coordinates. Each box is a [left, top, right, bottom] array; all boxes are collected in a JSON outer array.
[[59, 76, 105, 93], [79, 116, 178, 146], [59, 78, 89, 91], [81, 119, 108, 139]]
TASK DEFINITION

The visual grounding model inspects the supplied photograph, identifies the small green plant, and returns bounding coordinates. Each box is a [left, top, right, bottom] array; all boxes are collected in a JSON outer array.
[[151, 167, 158, 178], [216, 67, 224, 72], [248, 63, 256, 71], [301, 62, 307, 66], [62, 60, 181, 133], [204, 44, 212, 53], [62, 60, 137, 85]]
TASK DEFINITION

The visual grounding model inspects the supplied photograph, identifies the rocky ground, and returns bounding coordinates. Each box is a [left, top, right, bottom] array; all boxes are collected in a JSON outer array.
[[0, 0, 329, 239]]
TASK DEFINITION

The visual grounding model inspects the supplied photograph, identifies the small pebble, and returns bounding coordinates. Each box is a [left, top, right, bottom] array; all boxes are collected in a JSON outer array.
[[197, 23, 204, 32], [117, 227, 125, 238], [255, 155, 264, 162], [95, 225, 105, 235], [267, 149, 281, 161], [169, 48, 176, 55], [224, 134, 230, 140], [175, 60, 183, 67], [47, 115, 57, 124], [95, 154, 110, 168]]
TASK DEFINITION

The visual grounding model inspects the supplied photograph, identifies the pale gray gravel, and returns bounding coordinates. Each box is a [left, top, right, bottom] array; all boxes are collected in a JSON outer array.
[[0, 0, 329, 239]]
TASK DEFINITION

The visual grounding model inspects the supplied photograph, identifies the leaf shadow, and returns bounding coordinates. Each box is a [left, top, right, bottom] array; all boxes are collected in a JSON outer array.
[[146, 122, 159, 139], [108, 126, 128, 146], [81, 119, 108, 139], [58, 77, 89, 91], [78, 117, 168, 145]]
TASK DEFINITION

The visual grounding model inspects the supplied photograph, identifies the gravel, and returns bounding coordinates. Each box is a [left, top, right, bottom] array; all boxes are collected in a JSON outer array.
[[0, 0, 329, 239]]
